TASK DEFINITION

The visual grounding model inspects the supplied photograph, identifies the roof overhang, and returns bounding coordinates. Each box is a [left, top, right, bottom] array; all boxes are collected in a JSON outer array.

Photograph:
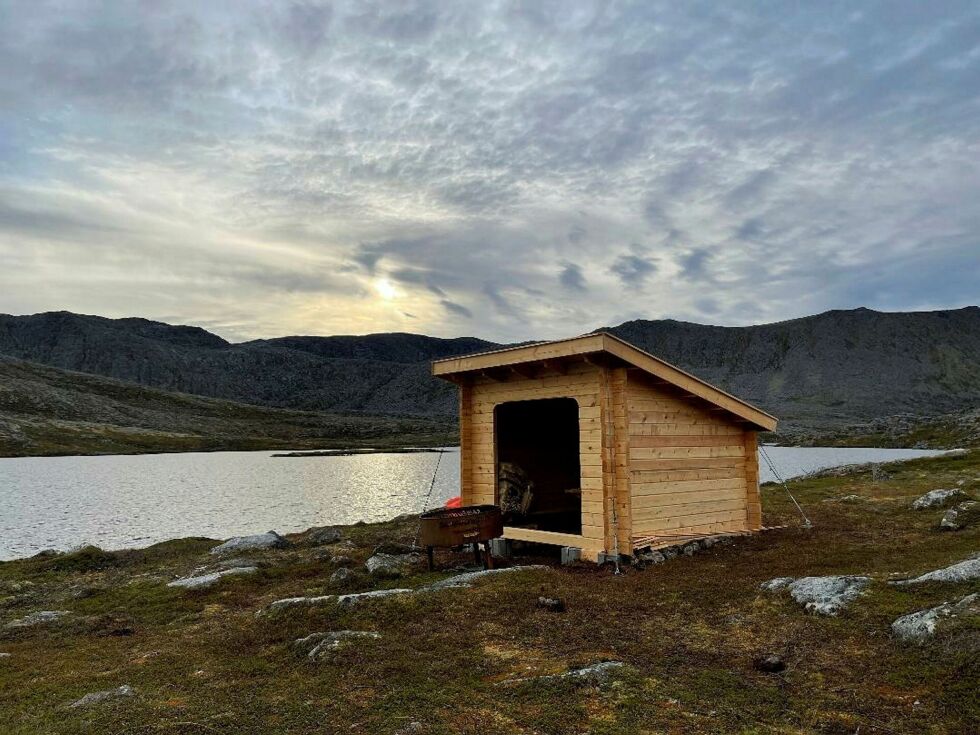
[[432, 332, 777, 432]]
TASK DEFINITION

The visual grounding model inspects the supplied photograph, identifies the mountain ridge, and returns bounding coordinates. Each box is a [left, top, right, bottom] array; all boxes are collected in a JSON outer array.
[[1, 306, 978, 431]]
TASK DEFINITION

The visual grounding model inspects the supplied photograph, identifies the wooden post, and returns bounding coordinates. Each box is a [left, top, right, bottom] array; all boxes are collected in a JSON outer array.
[[744, 431, 761, 530], [459, 382, 473, 504]]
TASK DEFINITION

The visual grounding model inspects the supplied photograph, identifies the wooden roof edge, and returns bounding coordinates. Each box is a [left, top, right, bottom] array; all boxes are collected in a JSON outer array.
[[430, 332, 605, 375], [597, 333, 777, 432], [431, 330, 777, 432]]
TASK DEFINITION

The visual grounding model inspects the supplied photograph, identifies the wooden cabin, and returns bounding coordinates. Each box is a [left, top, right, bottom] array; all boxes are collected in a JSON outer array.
[[431, 332, 777, 562]]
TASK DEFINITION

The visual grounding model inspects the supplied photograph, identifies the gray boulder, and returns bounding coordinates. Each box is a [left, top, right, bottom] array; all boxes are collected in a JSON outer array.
[[911, 489, 966, 510], [68, 684, 134, 709], [763, 576, 871, 615], [261, 588, 414, 616], [308, 527, 342, 546], [939, 501, 978, 531], [892, 593, 978, 642], [329, 567, 353, 584], [167, 566, 257, 589], [210, 531, 288, 556], [365, 552, 420, 578], [5, 610, 71, 629], [891, 555, 980, 586]]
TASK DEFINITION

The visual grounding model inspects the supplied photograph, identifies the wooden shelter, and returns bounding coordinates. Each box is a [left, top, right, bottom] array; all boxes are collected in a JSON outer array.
[[431, 332, 777, 562]]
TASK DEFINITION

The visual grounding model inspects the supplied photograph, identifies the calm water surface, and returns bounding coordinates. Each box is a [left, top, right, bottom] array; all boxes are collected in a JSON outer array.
[[0, 445, 949, 560]]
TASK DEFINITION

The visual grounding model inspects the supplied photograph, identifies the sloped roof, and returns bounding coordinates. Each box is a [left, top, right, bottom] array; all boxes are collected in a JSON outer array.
[[432, 331, 777, 432]]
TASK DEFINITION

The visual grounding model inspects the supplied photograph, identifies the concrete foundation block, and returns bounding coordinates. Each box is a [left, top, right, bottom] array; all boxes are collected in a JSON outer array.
[[489, 538, 513, 558], [560, 546, 582, 565]]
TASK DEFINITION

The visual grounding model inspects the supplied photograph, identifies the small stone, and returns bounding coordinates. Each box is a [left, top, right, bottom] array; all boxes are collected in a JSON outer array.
[[701, 537, 718, 549], [661, 546, 679, 560], [499, 661, 625, 687], [329, 567, 353, 584], [308, 527, 342, 546], [210, 531, 289, 556], [638, 550, 666, 565], [939, 501, 978, 531], [305, 630, 381, 661], [537, 596, 566, 612], [68, 685, 135, 709], [681, 541, 701, 556], [0, 652, 10, 658], [754, 654, 786, 673], [167, 567, 258, 589], [5, 610, 71, 629], [911, 489, 966, 510]]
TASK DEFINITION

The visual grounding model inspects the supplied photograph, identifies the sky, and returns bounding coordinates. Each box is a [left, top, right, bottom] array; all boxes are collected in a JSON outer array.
[[0, 1, 978, 343]]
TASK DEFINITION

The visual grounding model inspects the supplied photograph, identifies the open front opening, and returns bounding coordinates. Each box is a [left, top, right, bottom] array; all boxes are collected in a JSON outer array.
[[494, 397, 581, 535]]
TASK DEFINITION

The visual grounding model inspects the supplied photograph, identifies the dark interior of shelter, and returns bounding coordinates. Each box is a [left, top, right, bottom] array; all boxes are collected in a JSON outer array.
[[494, 397, 581, 534]]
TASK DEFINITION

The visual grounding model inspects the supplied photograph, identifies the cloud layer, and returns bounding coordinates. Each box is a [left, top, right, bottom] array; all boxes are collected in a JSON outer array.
[[1, 1, 977, 341]]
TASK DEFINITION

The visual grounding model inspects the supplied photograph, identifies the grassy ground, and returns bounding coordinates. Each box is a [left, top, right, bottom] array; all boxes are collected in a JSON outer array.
[[1, 452, 978, 734]]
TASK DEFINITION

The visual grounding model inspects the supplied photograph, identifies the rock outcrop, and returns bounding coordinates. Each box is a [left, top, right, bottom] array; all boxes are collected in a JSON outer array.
[[911, 489, 968, 510], [210, 531, 288, 556], [167, 567, 258, 589], [5, 610, 71, 629], [762, 575, 871, 615], [68, 685, 134, 709], [891, 556, 980, 586], [891, 594, 978, 642], [939, 501, 978, 531]]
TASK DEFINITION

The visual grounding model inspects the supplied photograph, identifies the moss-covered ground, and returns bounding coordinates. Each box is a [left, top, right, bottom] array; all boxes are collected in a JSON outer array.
[[1, 452, 978, 734]]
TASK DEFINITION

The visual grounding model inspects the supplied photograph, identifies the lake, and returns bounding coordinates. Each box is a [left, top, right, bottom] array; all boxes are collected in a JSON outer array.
[[0, 446, 950, 560]]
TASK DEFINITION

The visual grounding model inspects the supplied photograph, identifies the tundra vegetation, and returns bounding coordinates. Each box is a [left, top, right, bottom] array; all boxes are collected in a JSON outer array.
[[1, 451, 978, 734]]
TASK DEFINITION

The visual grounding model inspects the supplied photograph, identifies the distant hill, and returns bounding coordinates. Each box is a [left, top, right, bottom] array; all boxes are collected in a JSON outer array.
[[0, 355, 453, 457], [1, 307, 978, 434]]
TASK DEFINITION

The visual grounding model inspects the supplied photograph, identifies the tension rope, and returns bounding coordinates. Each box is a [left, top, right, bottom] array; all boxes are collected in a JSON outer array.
[[413, 446, 446, 548], [759, 444, 812, 529]]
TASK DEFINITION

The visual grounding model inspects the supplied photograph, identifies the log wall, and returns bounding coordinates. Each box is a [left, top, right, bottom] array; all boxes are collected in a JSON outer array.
[[626, 370, 759, 542]]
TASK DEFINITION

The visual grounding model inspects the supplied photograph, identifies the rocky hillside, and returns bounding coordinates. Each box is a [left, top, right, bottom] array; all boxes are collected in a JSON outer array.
[[0, 356, 453, 457], [1, 307, 978, 433]]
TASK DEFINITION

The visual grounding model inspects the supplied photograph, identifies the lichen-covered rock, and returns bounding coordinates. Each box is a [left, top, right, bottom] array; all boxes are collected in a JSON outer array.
[[891, 594, 978, 642], [939, 501, 978, 531], [891, 555, 980, 586], [911, 489, 966, 510], [499, 661, 625, 687], [365, 552, 419, 578], [759, 577, 794, 591], [329, 567, 353, 584], [763, 576, 871, 615], [68, 684, 134, 709], [5, 610, 71, 629], [210, 531, 288, 556], [261, 595, 336, 615], [336, 588, 413, 607], [294, 630, 381, 660], [426, 565, 548, 590], [167, 566, 257, 589]]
